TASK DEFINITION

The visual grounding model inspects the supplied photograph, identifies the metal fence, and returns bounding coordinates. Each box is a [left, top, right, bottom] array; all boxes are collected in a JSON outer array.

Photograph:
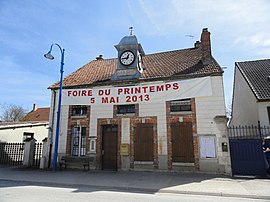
[[33, 143, 42, 167], [0, 142, 43, 168], [0, 143, 24, 165], [228, 125, 270, 139], [228, 124, 270, 177]]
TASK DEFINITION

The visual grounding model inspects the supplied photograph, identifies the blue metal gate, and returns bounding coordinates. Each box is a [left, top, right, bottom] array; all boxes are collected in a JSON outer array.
[[229, 139, 266, 176], [228, 124, 270, 177]]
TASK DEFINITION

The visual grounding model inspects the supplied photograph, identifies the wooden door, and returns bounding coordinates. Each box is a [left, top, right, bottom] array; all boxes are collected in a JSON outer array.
[[134, 124, 153, 161], [171, 122, 194, 163], [102, 125, 118, 170]]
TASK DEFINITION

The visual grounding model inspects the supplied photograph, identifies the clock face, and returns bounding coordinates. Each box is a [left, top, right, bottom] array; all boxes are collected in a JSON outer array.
[[120, 51, 135, 66]]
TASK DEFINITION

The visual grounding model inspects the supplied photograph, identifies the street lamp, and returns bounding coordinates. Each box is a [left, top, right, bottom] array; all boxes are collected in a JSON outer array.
[[44, 43, 65, 171]]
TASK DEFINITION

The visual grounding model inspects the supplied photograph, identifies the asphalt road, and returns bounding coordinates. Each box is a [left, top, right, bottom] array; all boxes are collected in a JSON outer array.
[[0, 180, 269, 202]]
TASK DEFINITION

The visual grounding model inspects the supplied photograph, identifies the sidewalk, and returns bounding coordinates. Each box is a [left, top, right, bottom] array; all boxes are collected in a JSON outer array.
[[0, 165, 269, 200]]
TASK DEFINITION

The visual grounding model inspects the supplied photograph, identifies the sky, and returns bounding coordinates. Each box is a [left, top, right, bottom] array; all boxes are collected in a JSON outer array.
[[1, 0, 270, 113]]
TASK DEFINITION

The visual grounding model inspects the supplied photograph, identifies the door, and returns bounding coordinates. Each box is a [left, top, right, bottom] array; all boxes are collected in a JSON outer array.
[[102, 125, 118, 170], [134, 124, 153, 161], [72, 126, 86, 156], [171, 122, 194, 163]]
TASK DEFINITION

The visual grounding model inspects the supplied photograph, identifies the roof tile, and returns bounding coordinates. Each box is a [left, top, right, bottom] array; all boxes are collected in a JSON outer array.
[[236, 59, 270, 100], [23, 108, 50, 122], [50, 46, 223, 89]]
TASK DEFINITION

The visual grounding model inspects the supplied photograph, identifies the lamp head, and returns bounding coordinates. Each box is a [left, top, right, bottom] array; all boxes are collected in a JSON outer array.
[[44, 51, 54, 60]]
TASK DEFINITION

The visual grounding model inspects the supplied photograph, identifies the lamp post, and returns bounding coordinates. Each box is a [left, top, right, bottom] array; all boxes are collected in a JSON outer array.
[[44, 43, 65, 171]]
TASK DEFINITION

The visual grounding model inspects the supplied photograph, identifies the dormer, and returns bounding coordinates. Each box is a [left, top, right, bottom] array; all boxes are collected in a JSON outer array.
[[112, 30, 145, 81]]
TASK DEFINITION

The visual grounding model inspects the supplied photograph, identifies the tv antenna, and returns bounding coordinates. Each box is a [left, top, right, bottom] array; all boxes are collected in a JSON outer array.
[[185, 34, 194, 39]]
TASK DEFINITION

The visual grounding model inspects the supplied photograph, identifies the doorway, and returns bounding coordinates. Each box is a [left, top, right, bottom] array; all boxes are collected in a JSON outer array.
[[71, 126, 86, 156], [134, 123, 154, 161], [102, 125, 118, 170], [171, 122, 194, 163]]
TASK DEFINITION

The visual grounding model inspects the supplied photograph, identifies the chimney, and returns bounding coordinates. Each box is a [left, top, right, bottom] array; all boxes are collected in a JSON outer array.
[[96, 55, 103, 60], [194, 40, 201, 48], [200, 28, 212, 65], [33, 104, 38, 111]]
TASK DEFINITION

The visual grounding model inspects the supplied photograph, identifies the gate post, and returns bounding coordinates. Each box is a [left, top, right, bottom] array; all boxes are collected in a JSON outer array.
[[40, 138, 49, 169], [23, 138, 36, 167], [214, 116, 232, 175]]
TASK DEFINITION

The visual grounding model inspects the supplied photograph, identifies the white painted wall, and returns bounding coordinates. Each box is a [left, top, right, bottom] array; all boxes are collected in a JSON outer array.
[[196, 76, 231, 174], [230, 67, 259, 126], [89, 105, 113, 138], [48, 90, 56, 145], [196, 76, 226, 134], [49, 90, 69, 158], [49, 76, 230, 173], [58, 105, 69, 155], [0, 125, 48, 143], [258, 102, 270, 126], [121, 118, 130, 144]]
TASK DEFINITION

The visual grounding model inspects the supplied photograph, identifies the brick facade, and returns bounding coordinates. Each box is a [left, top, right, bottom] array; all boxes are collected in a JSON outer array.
[[65, 100, 199, 171], [66, 106, 91, 156], [166, 98, 199, 170], [94, 113, 158, 170], [49, 29, 231, 174]]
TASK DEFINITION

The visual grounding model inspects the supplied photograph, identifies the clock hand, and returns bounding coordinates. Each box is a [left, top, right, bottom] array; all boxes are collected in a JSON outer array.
[[123, 55, 129, 60]]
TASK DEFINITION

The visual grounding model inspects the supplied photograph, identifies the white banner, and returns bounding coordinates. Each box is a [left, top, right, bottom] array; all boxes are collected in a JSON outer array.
[[62, 77, 212, 105]]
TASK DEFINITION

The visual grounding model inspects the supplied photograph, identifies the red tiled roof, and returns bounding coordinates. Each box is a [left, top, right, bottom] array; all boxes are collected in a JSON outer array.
[[23, 108, 50, 122], [49, 46, 223, 89]]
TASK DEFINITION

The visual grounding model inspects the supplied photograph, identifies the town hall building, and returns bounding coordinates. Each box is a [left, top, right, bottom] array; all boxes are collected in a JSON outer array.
[[47, 28, 231, 174]]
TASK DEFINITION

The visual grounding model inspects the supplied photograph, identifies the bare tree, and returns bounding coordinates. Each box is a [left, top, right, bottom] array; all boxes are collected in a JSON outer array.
[[0, 104, 28, 122]]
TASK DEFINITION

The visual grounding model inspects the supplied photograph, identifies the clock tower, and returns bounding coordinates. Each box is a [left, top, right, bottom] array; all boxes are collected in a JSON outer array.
[[112, 29, 145, 81]]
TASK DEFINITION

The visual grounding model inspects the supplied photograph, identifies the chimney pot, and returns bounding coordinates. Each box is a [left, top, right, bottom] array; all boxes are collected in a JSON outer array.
[[202, 28, 208, 32], [194, 41, 201, 48], [33, 104, 38, 111], [96, 55, 103, 60]]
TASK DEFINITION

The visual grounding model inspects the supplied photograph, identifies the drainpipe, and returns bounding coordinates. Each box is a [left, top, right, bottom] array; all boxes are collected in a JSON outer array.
[[48, 90, 57, 169]]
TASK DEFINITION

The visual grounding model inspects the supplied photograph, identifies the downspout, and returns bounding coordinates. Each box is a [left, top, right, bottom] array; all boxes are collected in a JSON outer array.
[[48, 89, 57, 169]]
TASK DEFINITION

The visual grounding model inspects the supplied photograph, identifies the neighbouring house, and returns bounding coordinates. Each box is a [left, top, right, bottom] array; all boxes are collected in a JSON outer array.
[[230, 59, 270, 127], [47, 28, 231, 174], [0, 104, 49, 143]]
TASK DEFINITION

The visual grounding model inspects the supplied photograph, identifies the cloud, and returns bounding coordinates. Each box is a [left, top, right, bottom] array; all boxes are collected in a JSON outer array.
[[127, 0, 177, 35], [130, 0, 270, 49], [237, 32, 270, 47], [137, 0, 163, 34], [128, 0, 270, 106]]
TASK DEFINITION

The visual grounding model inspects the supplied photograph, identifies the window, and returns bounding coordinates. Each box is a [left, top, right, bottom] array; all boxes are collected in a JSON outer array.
[[71, 105, 87, 116], [23, 132, 34, 141], [117, 104, 136, 114], [72, 126, 86, 156], [170, 99, 191, 112]]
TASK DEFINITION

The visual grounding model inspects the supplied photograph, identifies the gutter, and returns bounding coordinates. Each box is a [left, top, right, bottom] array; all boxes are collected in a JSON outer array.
[[0, 122, 49, 130]]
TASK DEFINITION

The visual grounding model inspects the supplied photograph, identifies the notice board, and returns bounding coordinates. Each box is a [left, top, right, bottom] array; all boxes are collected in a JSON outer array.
[[199, 135, 216, 158]]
